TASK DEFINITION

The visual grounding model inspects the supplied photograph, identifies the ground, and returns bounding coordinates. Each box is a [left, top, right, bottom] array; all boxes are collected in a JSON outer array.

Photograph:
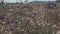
[[0, 2, 60, 34]]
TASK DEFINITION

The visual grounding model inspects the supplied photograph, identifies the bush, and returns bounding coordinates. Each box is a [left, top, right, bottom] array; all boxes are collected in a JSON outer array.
[[46, 3, 57, 9]]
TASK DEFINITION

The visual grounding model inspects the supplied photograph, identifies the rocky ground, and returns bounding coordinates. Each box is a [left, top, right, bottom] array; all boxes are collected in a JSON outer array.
[[0, 2, 60, 34]]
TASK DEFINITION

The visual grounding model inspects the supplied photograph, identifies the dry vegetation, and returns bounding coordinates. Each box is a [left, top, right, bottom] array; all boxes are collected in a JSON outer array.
[[0, 2, 60, 34]]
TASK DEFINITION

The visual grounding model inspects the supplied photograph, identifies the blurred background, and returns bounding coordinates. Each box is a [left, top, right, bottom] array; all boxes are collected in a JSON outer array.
[[0, 0, 56, 3]]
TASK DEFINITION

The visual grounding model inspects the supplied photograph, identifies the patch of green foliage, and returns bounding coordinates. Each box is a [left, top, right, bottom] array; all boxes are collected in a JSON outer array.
[[0, 6, 4, 12]]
